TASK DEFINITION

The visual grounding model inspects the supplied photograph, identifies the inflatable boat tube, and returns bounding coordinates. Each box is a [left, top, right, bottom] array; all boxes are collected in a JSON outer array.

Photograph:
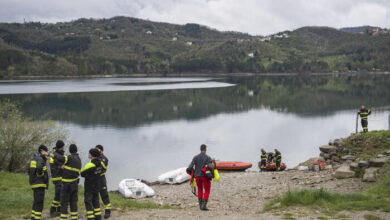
[[157, 167, 190, 184], [265, 163, 287, 171], [118, 179, 155, 199], [215, 161, 252, 171]]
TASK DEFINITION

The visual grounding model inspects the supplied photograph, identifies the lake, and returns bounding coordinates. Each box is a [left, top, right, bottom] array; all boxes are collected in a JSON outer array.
[[1, 75, 390, 190]]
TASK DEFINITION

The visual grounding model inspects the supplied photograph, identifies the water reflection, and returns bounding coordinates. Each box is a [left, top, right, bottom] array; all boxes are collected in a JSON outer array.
[[1, 75, 390, 190], [0, 77, 232, 94], [69, 108, 390, 189], [2, 75, 390, 128]]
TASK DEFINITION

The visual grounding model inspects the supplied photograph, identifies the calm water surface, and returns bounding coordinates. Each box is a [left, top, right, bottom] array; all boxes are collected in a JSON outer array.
[[2, 75, 390, 190]]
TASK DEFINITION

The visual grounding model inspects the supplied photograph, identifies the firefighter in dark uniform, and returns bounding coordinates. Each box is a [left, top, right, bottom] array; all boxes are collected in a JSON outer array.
[[358, 105, 371, 133], [96, 145, 111, 219], [29, 145, 49, 220], [275, 149, 282, 171], [260, 148, 267, 171], [50, 140, 65, 216], [50, 144, 81, 220], [81, 148, 104, 220]]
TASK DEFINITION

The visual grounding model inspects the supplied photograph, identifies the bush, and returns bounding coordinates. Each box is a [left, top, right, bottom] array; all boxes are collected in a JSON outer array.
[[0, 100, 68, 172]]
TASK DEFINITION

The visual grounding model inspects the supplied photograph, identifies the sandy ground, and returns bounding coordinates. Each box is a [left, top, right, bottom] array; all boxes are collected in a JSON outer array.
[[36, 169, 390, 219], [110, 169, 390, 220]]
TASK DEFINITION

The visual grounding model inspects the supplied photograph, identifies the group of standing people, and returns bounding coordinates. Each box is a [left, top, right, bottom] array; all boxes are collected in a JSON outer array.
[[28, 140, 111, 220], [259, 148, 282, 171]]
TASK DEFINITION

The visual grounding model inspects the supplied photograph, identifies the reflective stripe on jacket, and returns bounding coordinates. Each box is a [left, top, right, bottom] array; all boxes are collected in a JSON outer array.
[[54, 153, 81, 183], [275, 152, 282, 162], [81, 158, 104, 192], [50, 149, 65, 182], [29, 152, 48, 188], [358, 109, 371, 120]]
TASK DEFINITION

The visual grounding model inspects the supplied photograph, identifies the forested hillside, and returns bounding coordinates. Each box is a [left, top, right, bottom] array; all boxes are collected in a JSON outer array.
[[1, 16, 390, 77]]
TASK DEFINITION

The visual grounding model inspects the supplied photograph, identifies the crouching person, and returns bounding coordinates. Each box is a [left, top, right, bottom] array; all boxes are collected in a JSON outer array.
[[187, 144, 214, 211], [29, 145, 49, 220], [81, 149, 104, 220], [51, 144, 81, 220]]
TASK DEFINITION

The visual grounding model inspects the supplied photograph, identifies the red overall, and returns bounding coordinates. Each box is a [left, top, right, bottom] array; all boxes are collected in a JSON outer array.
[[195, 176, 211, 200]]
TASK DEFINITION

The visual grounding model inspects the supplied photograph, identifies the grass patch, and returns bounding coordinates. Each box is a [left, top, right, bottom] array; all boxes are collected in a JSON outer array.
[[334, 213, 349, 219], [263, 187, 390, 214], [354, 167, 365, 179], [0, 172, 168, 219], [282, 212, 296, 220], [364, 214, 382, 220], [343, 131, 390, 160]]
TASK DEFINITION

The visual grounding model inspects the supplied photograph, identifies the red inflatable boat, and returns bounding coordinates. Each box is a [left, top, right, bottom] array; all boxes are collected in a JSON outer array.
[[265, 162, 287, 171], [215, 161, 252, 171]]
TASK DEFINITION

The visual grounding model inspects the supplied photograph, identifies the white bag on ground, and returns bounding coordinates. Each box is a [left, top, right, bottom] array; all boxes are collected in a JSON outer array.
[[157, 167, 190, 184], [118, 179, 155, 199], [298, 166, 309, 171]]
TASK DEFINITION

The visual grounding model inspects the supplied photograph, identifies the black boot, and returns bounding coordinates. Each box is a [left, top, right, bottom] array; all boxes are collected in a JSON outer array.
[[95, 215, 102, 220], [104, 209, 111, 219], [201, 199, 209, 211], [50, 207, 57, 217], [198, 198, 203, 210]]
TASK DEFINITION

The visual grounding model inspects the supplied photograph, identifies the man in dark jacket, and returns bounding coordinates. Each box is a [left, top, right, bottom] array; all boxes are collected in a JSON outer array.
[[96, 145, 111, 219], [29, 145, 49, 220], [187, 144, 214, 211], [51, 144, 81, 220], [50, 140, 65, 216], [358, 105, 371, 133], [260, 148, 267, 171], [275, 149, 282, 171], [81, 148, 104, 220]]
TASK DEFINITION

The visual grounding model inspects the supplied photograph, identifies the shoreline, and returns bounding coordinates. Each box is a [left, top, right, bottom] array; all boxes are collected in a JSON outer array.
[[1, 71, 390, 80]]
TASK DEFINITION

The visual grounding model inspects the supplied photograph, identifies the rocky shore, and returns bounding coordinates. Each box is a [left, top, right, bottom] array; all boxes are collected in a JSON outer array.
[[109, 133, 390, 219], [111, 169, 379, 219]]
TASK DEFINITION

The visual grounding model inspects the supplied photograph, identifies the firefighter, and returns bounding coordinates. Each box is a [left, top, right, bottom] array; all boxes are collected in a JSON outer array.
[[50, 140, 65, 217], [358, 105, 371, 133], [186, 144, 214, 211], [29, 145, 49, 220], [50, 144, 81, 220], [260, 148, 267, 171], [275, 149, 282, 171], [81, 148, 104, 220], [95, 145, 111, 219]]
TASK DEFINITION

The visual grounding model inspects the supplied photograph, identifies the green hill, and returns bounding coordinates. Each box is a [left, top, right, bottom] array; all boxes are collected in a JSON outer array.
[[1, 16, 390, 77]]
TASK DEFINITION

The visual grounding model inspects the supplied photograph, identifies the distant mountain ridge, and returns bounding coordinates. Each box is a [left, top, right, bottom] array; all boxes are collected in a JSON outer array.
[[340, 26, 380, 33], [0, 16, 390, 77]]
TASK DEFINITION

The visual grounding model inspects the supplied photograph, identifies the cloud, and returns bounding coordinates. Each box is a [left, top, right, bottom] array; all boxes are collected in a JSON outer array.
[[0, 0, 389, 35]]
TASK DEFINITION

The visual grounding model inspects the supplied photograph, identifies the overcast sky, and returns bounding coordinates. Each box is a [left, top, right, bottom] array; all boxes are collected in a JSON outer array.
[[0, 0, 389, 35]]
